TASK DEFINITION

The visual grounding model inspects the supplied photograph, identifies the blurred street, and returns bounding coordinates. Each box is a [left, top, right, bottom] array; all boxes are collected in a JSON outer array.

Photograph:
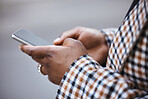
[[0, 0, 131, 99]]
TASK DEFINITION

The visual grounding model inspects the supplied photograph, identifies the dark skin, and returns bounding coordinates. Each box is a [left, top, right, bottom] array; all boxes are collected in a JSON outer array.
[[53, 27, 109, 65], [20, 27, 109, 85], [20, 38, 88, 85]]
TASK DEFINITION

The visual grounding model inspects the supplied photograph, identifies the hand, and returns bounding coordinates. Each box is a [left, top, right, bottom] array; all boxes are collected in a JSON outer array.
[[54, 27, 109, 65], [20, 38, 88, 85]]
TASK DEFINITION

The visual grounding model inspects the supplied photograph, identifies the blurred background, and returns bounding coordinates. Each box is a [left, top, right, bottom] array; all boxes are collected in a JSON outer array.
[[0, 0, 132, 99]]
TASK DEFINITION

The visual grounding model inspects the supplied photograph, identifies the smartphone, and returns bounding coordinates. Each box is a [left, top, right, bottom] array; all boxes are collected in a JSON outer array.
[[12, 29, 50, 46]]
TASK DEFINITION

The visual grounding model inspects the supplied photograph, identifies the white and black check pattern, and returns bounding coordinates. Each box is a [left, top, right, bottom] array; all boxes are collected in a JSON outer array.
[[107, 0, 148, 72], [56, 0, 148, 98]]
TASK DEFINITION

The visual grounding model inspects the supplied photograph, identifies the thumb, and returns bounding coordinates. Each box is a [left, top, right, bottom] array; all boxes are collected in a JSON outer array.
[[53, 37, 63, 45], [63, 38, 83, 48]]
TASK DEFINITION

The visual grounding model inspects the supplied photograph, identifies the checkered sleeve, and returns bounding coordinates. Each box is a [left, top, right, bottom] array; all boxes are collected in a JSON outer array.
[[101, 28, 117, 47], [56, 55, 148, 99]]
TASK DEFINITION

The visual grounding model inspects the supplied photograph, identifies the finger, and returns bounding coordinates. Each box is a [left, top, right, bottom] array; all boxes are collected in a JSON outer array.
[[32, 56, 48, 66], [37, 64, 49, 75], [41, 65, 49, 75], [20, 45, 51, 57], [53, 27, 82, 45], [62, 38, 83, 48], [53, 38, 61, 45]]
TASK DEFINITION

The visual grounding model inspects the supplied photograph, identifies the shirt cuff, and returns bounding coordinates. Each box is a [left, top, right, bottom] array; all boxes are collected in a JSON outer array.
[[101, 28, 117, 47], [56, 55, 101, 98]]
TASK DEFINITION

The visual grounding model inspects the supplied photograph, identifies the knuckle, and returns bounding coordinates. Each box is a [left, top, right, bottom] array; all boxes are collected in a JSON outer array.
[[65, 38, 71, 41], [27, 48, 34, 56], [46, 51, 53, 58], [72, 39, 82, 47], [64, 38, 71, 43], [75, 40, 82, 46], [44, 47, 54, 58]]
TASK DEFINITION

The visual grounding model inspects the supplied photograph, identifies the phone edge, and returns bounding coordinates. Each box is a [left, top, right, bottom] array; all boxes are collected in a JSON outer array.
[[12, 34, 33, 45]]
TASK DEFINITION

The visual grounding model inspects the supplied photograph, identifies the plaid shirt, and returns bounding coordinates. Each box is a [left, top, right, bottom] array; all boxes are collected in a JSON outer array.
[[56, 0, 148, 98]]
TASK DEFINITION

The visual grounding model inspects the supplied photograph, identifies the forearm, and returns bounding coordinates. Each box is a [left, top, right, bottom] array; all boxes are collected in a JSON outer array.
[[56, 55, 148, 98]]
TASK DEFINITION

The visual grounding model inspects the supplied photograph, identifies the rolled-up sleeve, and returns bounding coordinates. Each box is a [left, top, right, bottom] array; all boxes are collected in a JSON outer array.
[[101, 28, 117, 48]]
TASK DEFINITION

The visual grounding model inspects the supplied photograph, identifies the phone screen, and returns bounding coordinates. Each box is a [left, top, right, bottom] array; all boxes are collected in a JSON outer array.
[[12, 29, 50, 46]]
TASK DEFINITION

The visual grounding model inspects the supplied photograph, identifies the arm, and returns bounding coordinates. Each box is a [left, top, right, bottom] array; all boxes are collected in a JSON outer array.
[[54, 27, 117, 65], [56, 55, 148, 99], [19, 30, 148, 98]]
